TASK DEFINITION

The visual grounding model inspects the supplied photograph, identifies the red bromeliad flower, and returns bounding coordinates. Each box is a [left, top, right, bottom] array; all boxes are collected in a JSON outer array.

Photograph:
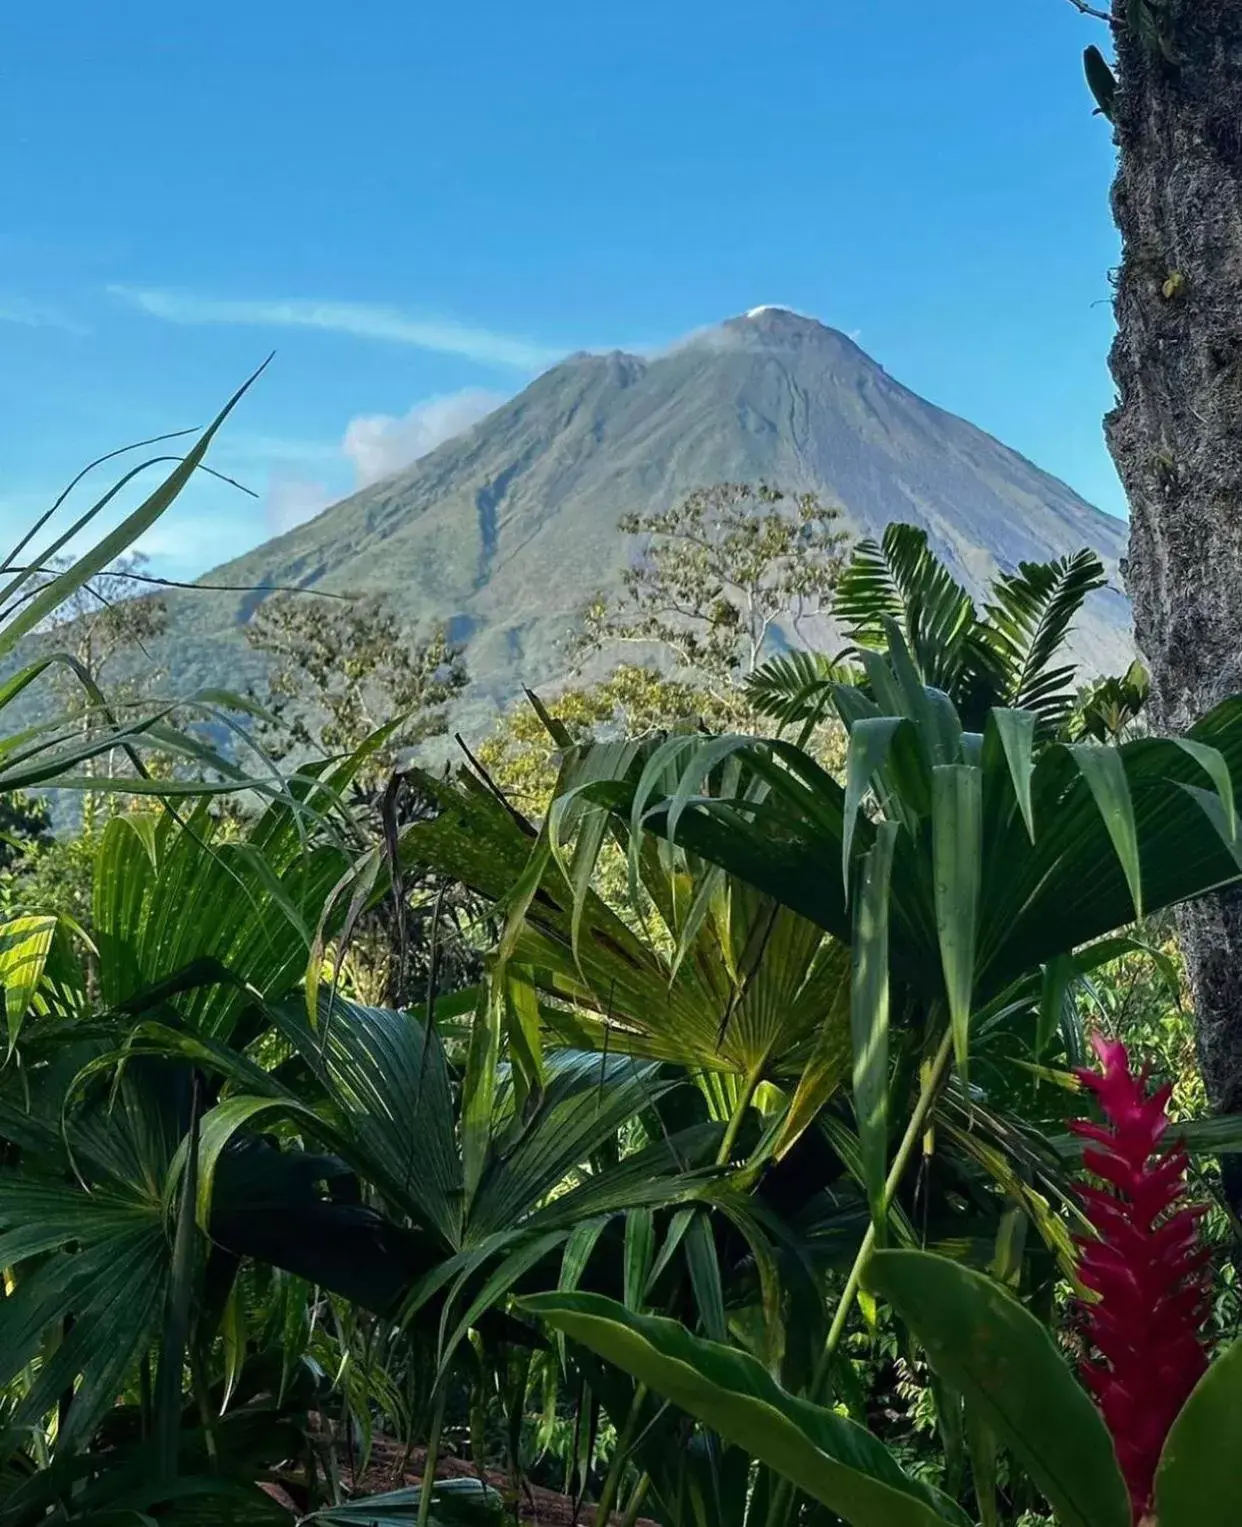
[[1070, 1034, 1211, 1524]]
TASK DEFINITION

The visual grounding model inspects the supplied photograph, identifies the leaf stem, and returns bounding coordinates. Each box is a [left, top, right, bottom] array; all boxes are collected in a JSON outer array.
[[619, 1470, 652, 1527], [813, 1025, 954, 1395], [594, 1382, 647, 1523], [416, 1384, 449, 1527], [764, 1026, 954, 1527], [716, 1059, 767, 1166]]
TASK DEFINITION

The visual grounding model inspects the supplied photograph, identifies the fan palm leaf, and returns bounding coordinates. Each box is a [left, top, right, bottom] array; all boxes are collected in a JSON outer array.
[[400, 765, 855, 1132]]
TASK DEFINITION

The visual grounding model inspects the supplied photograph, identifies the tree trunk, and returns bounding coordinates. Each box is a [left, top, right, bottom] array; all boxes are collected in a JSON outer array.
[[1106, 2, 1242, 1199]]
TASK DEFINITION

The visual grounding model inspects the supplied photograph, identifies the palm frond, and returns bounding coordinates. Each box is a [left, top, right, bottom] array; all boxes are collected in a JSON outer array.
[[979, 549, 1107, 726], [744, 649, 856, 730], [834, 526, 978, 692]]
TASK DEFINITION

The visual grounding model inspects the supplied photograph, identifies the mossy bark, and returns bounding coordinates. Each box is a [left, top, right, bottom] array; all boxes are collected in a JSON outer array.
[[1107, 2, 1242, 1196]]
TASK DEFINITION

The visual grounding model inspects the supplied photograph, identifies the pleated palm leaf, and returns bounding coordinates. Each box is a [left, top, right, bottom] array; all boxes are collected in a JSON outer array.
[[0, 763, 394, 1465], [398, 731, 1112, 1363], [511, 653, 1242, 1527], [89, 783, 359, 1044], [0, 760, 730, 1493], [400, 764, 852, 1156], [643, 638, 1241, 1008], [0, 372, 292, 1054], [181, 990, 725, 1341], [0, 960, 719, 1503]]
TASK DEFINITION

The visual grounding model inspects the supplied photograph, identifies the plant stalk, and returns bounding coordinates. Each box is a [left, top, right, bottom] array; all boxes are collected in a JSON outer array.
[[416, 1384, 449, 1527], [716, 1058, 768, 1167], [812, 1025, 954, 1394], [155, 1073, 201, 1482], [764, 1026, 954, 1527], [619, 1470, 652, 1527], [594, 1382, 647, 1524]]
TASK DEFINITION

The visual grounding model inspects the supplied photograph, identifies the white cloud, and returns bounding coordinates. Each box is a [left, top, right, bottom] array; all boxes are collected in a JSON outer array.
[[342, 388, 505, 486], [109, 285, 564, 371], [264, 476, 335, 536]]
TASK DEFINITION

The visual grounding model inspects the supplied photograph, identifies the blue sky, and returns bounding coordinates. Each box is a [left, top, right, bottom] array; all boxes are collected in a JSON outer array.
[[2, 0, 1122, 581]]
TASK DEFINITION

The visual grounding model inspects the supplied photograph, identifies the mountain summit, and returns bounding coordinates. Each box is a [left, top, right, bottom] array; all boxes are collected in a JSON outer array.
[[171, 308, 1131, 721]]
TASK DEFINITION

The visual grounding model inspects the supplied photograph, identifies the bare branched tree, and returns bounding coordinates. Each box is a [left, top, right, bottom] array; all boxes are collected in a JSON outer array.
[[575, 483, 849, 700]]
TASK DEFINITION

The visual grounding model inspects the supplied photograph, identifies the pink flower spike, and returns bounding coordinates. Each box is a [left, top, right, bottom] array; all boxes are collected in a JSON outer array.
[[1072, 1035, 1210, 1524]]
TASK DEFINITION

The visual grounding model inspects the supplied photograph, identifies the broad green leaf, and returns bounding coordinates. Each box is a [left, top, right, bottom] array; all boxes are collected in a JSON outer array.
[[1070, 743, 1143, 919], [0, 1183, 168, 1449], [851, 821, 898, 1237], [1174, 736, 1237, 842], [932, 765, 982, 1075], [554, 1216, 610, 1364], [989, 709, 1036, 841], [684, 1209, 727, 1343], [273, 994, 463, 1247], [1155, 1335, 1242, 1527], [438, 1229, 567, 1371], [710, 1192, 787, 1374], [1037, 954, 1076, 1061], [773, 969, 852, 1159], [461, 985, 502, 1210], [866, 1250, 1130, 1527], [468, 1051, 675, 1240], [522, 1291, 968, 1527], [624, 1207, 655, 1311], [220, 1277, 246, 1413], [879, 620, 963, 765], [842, 717, 906, 897], [187, 1093, 327, 1230], [965, 1404, 1000, 1527], [859, 649, 908, 720], [647, 1205, 696, 1289], [0, 913, 56, 1052], [503, 965, 545, 1101]]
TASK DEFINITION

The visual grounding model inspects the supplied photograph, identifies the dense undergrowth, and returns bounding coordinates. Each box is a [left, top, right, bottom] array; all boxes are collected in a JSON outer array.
[[4, 415, 1242, 1527]]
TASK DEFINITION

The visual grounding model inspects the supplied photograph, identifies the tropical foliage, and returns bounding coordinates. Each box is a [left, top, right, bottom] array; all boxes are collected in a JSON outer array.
[[6, 430, 1242, 1527]]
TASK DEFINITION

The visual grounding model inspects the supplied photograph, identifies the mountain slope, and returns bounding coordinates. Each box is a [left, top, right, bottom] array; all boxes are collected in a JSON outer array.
[[163, 307, 1132, 727]]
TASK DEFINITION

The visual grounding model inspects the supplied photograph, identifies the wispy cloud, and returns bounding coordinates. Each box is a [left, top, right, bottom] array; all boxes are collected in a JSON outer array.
[[109, 285, 565, 371], [0, 296, 85, 334], [343, 388, 505, 486]]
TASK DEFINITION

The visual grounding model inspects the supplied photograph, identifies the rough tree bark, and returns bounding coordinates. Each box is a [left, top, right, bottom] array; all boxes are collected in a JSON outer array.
[[1105, 2, 1242, 1197]]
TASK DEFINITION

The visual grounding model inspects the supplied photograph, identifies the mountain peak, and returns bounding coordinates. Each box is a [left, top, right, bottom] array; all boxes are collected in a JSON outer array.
[[678, 305, 864, 361], [744, 304, 806, 319], [152, 305, 1131, 741]]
